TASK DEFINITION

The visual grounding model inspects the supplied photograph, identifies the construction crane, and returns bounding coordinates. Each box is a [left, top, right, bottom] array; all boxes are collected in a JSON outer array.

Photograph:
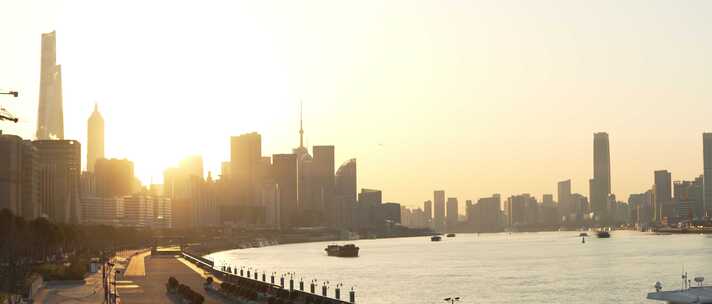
[[1, 89, 19, 123], [0, 90, 18, 97]]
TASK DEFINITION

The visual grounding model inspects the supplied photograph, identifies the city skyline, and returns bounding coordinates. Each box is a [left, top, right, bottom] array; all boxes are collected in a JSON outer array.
[[4, 1, 712, 207]]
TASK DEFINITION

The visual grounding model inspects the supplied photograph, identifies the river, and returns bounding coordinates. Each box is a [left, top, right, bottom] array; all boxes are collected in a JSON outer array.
[[206, 231, 712, 303]]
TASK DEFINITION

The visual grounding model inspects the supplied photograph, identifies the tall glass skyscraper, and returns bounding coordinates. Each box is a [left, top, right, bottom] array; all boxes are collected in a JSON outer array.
[[591, 132, 611, 220], [703, 133, 712, 216], [36, 31, 64, 140]]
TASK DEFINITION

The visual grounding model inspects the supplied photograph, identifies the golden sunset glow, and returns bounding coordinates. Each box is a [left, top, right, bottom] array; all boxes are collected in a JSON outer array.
[[3, 0, 712, 207]]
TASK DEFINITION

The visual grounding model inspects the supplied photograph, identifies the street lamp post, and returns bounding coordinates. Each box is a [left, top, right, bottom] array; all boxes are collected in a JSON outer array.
[[113, 269, 121, 304], [105, 262, 114, 304]]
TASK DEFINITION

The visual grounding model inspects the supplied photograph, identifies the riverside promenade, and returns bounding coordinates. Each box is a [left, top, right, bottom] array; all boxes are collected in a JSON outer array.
[[119, 253, 223, 304], [117, 247, 355, 304]]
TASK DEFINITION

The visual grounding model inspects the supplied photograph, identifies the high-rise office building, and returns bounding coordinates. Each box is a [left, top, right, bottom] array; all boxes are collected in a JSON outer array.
[[557, 179, 572, 216], [654, 170, 672, 221], [433, 190, 445, 231], [312, 145, 335, 225], [87, 103, 104, 172], [704, 133, 712, 216], [380, 202, 401, 224], [95, 158, 135, 198], [505, 194, 534, 227], [446, 197, 458, 231], [260, 182, 280, 228], [475, 194, 501, 232], [220, 161, 231, 179], [591, 132, 611, 220], [674, 175, 704, 219], [465, 200, 473, 223], [0, 135, 24, 214], [540, 194, 557, 225], [335, 159, 357, 228], [164, 157, 215, 228], [335, 159, 357, 202], [356, 188, 382, 228], [21, 140, 40, 220], [423, 200, 432, 227], [34, 140, 81, 224], [36, 31, 64, 140], [654, 170, 672, 203], [593, 132, 611, 193], [542, 194, 554, 207], [180, 155, 204, 179], [231, 133, 262, 205], [273, 153, 297, 229], [80, 196, 122, 226]]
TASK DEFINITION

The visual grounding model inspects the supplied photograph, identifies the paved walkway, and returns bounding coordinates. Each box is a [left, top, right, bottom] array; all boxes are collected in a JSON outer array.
[[124, 251, 150, 277], [119, 255, 224, 304]]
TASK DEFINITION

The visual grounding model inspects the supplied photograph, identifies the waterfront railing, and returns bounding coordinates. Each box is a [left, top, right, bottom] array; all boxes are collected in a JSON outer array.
[[181, 250, 356, 304]]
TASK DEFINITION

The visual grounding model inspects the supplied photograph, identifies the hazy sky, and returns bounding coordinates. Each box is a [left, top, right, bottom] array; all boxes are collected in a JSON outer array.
[[2, 0, 712, 208]]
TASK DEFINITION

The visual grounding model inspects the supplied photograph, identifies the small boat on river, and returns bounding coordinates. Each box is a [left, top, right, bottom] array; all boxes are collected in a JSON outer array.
[[325, 244, 359, 257]]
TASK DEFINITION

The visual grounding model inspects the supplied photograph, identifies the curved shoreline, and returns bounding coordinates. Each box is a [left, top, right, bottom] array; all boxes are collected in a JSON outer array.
[[194, 229, 434, 260]]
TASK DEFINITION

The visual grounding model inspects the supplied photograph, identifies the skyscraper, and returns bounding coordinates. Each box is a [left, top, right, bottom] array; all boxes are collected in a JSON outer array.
[[0, 135, 24, 214], [557, 179, 572, 217], [704, 133, 712, 216], [36, 31, 64, 140], [95, 158, 135, 198], [312, 145, 335, 225], [21, 140, 40, 220], [231, 133, 262, 205], [433, 190, 445, 232], [423, 200, 432, 227], [179, 155, 204, 179], [591, 132, 611, 220], [356, 188, 382, 228], [87, 103, 104, 172], [335, 159, 357, 228], [593, 132, 611, 193], [505, 194, 529, 227], [446, 197, 458, 231], [34, 140, 81, 224], [273, 153, 297, 229], [335, 159, 357, 202], [674, 176, 704, 219], [654, 170, 672, 221], [475, 194, 501, 232]]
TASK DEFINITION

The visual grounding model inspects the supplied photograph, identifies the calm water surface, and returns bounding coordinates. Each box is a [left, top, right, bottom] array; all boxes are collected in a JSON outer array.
[[207, 231, 712, 304]]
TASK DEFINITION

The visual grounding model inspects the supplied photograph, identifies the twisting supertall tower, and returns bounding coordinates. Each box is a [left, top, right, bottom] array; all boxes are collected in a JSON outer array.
[[36, 31, 64, 140]]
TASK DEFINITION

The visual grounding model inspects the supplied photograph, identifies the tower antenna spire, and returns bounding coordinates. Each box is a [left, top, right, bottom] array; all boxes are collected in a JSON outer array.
[[299, 99, 304, 148]]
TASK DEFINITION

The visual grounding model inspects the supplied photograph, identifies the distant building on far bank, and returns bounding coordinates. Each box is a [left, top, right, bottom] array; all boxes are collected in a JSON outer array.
[[433, 190, 445, 232], [423, 200, 433, 228], [470, 194, 501, 233], [446, 197, 458, 231], [703, 133, 712, 216]]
